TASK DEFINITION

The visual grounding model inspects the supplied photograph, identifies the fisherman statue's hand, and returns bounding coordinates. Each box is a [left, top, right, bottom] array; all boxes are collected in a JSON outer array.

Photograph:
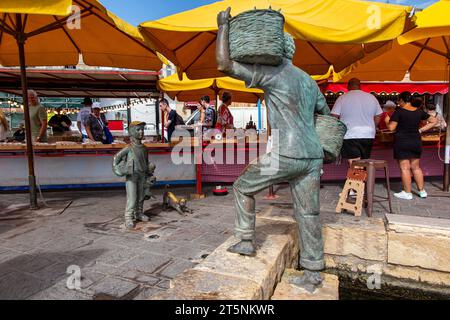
[[217, 7, 231, 26], [148, 163, 156, 174]]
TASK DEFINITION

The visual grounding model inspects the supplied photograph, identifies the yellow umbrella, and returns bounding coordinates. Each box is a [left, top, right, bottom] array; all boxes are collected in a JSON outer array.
[[0, 0, 163, 208], [158, 67, 333, 103], [334, 0, 450, 191], [335, 1, 450, 82], [139, 0, 412, 80], [158, 73, 263, 103]]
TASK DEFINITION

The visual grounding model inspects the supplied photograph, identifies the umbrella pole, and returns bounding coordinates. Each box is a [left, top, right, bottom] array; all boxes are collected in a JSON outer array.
[[444, 59, 450, 192], [16, 28, 38, 209], [126, 98, 131, 131]]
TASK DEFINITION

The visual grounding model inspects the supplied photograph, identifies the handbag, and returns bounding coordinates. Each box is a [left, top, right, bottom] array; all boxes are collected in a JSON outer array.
[[104, 126, 114, 144]]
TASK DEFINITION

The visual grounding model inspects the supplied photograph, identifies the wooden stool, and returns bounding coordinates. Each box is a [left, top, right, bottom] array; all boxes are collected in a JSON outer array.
[[336, 169, 367, 217], [351, 159, 393, 217]]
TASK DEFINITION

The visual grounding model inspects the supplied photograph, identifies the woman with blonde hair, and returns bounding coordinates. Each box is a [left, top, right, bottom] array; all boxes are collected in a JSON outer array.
[[0, 109, 9, 142]]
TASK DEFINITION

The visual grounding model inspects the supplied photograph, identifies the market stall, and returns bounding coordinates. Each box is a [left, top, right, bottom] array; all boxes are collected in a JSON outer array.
[[0, 67, 175, 191], [0, 142, 196, 191], [321, 82, 448, 146]]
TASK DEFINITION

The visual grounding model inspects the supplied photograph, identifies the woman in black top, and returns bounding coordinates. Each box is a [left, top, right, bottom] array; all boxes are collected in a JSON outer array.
[[387, 92, 437, 200]]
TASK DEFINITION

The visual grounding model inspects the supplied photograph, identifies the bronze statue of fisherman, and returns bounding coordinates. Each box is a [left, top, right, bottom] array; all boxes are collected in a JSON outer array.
[[216, 8, 329, 291], [113, 121, 156, 229]]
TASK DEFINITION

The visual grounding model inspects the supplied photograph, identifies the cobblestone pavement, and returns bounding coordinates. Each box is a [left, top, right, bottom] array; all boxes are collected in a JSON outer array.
[[0, 180, 448, 300]]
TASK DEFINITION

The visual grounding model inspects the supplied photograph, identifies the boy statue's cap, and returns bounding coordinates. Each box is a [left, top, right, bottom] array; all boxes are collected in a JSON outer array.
[[130, 121, 146, 128]]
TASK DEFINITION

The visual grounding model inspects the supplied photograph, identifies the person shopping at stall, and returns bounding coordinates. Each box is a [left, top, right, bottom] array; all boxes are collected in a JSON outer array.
[[199, 95, 216, 130], [159, 98, 178, 143], [49, 107, 72, 135], [13, 122, 25, 142], [387, 93, 437, 200], [331, 78, 382, 166], [28, 90, 48, 143], [0, 109, 8, 142], [216, 91, 234, 134], [378, 100, 397, 131], [77, 97, 93, 141], [426, 104, 447, 132], [84, 103, 109, 144]]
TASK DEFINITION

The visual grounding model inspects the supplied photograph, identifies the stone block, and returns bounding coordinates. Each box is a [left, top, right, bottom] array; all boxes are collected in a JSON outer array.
[[386, 214, 450, 236], [383, 264, 450, 287], [388, 232, 450, 273], [271, 269, 339, 300], [321, 212, 387, 262], [193, 218, 299, 300], [387, 214, 450, 273], [325, 254, 450, 289], [151, 269, 263, 300]]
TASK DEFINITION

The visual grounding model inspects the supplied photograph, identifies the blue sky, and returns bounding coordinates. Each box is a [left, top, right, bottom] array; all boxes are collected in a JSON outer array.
[[101, 0, 438, 26]]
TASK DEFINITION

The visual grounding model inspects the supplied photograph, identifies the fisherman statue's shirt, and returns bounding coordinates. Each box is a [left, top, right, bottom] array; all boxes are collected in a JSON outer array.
[[229, 58, 330, 160]]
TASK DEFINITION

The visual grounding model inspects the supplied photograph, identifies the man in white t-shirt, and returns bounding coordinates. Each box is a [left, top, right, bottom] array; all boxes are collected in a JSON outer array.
[[331, 78, 382, 165], [77, 97, 93, 140]]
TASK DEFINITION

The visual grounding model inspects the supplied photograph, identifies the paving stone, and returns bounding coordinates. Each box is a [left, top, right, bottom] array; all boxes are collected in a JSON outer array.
[[133, 286, 164, 300], [14, 255, 57, 274], [1, 239, 45, 253], [115, 269, 160, 286], [191, 232, 230, 247], [121, 254, 172, 274], [138, 241, 179, 255], [0, 271, 50, 300], [88, 277, 141, 300], [32, 262, 68, 283], [94, 248, 143, 267], [165, 228, 205, 242], [169, 245, 213, 261], [0, 249, 21, 264], [0, 253, 35, 272], [28, 281, 91, 301], [36, 236, 94, 252], [156, 279, 171, 289], [158, 259, 196, 279], [82, 262, 124, 277], [79, 271, 107, 289]]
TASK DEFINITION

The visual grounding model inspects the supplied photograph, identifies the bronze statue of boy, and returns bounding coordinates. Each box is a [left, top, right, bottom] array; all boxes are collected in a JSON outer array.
[[113, 121, 156, 229], [216, 8, 330, 291]]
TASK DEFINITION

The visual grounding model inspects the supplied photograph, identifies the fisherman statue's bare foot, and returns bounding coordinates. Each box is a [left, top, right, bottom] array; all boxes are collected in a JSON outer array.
[[227, 240, 256, 257], [289, 270, 323, 294]]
